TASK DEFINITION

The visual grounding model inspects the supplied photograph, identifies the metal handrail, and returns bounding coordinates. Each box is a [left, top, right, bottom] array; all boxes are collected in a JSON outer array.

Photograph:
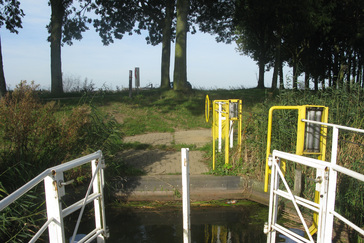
[[301, 119, 364, 133], [270, 150, 364, 240], [266, 120, 364, 242], [70, 159, 102, 243], [0, 150, 105, 243], [270, 154, 315, 242], [0, 169, 51, 211], [29, 217, 56, 243], [0, 150, 102, 211]]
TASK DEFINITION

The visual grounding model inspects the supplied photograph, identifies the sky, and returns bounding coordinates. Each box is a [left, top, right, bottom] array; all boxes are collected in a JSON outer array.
[[1, 1, 282, 91]]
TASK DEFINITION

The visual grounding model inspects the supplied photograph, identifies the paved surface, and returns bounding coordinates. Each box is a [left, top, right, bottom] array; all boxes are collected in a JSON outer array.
[[117, 128, 268, 203], [121, 129, 212, 175], [123, 129, 211, 148]]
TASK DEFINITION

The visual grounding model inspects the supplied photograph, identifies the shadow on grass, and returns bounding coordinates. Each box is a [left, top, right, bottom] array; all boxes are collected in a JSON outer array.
[[44, 88, 267, 117]]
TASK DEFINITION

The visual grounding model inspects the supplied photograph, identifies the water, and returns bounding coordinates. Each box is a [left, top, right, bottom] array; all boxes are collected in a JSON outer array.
[[105, 202, 268, 242]]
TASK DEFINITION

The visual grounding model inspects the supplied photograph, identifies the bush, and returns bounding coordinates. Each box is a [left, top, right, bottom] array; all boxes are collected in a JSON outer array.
[[0, 81, 123, 242]]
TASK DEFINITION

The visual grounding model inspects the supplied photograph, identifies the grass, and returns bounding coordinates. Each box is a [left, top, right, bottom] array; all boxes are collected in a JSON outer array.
[[50, 88, 267, 136]]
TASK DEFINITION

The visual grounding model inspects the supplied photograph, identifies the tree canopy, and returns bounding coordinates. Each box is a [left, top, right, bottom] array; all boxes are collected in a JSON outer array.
[[4, 0, 364, 92], [48, 0, 96, 95], [198, 0, 364, 90], [0, 0, 25, 97]]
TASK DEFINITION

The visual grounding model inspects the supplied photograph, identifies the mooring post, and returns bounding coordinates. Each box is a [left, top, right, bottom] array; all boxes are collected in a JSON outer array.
[[294, 169, 302, 196], [181, 148, 191, 243], [129, 70, 132, 98]]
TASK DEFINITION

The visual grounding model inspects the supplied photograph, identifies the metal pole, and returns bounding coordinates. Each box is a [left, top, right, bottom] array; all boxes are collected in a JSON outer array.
[[230, 120, 233, 148], [44, 171, 66, 243], [92, 158, 106, 243], [182, 148, 191, 243], [324, 126, 339, 241], [218, 103, 222, 153], [129, 70, 132, 98]]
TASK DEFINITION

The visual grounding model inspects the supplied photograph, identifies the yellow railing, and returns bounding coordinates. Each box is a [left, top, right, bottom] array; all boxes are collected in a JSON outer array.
[[264, 105, 328, 236]]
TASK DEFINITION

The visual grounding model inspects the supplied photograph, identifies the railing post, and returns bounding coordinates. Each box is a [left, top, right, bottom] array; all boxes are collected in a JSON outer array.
[[323, 126, 339, 241], [218, 102, 222, 153], [92, 157, 107, 243], [182, 148, 191, 243], [44, 170, 66, 243]]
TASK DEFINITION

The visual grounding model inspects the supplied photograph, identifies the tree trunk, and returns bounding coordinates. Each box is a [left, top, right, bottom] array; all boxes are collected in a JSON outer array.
[[304, 72, 309, 90], [332, 52, 339, 89], [271, 30, 282, 91], [173, 0, 189, 91], [314, 76, 318, 91], [293, 59, 298, 90], [356, 55, 362, 85], [271, 62, 278, 91], [292, 47, 303, 90], [352, 52, 357, 84], [279, 61, 284, 89], [160, 0, 174, 90], [328, 62, 332, 88], [50, 0, 64, 95], [321, 76, 325, 90], [257, 60, 265, 89], [347, 49, 352, 92], [0, 36, 7, 97]]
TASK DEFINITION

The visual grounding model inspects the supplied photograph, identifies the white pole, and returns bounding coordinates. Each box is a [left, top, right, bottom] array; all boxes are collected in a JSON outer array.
[[218, 103, 222, 153], [44, 171, 66, 243], [323, 126, 339, 241], [182, 148, 191, 243], [230, 120, 234, 148], [92, 159, 106, 243]]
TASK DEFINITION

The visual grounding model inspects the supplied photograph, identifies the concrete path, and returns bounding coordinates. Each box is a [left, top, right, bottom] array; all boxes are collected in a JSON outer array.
[[121, 129, 212, 175], [117, 128, 268, 203], [123, 129, 211, 148]]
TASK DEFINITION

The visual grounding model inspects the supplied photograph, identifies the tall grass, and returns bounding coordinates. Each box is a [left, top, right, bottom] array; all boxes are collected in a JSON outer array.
[[0, 81, 123, 242], [231, 86, 363, 241]]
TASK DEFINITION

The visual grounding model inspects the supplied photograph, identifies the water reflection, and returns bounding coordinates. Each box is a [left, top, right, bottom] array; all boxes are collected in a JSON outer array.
[[106, 202, 268, 242]]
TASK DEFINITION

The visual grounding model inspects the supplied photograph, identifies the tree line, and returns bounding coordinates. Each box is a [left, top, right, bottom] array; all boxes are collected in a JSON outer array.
[[0, 0, 363, 96], [232, 0, 364, 91]]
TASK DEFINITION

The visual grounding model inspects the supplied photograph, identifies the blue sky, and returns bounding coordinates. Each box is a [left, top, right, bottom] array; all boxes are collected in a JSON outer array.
[[1, 1, 279, 91]]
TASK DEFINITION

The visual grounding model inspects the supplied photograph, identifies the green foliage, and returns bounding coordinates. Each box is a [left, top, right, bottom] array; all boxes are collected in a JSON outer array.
[[0, 0, 25, 34], [98, 90, 209, 136], [0, 81, 123, 242], [238, 87, 364, 240], [0, 188, 45, 243]]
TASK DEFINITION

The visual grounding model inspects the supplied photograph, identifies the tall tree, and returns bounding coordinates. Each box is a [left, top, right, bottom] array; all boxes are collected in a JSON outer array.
[[0, 0, 24, 97], [93, 1, 178, 89], [48, 0, 91, 95], [235, 0, 276, 89], [173, 0, 189, 91], [196, 0, 235, 44], [160, 0, 175, 89], [93, 1, 137, 45], [134, 0, 176, 90]]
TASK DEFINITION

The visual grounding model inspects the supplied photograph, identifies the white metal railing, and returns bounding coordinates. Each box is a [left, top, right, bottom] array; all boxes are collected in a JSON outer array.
[[0, 150, 108, 243], [264, 121, 364, 243]]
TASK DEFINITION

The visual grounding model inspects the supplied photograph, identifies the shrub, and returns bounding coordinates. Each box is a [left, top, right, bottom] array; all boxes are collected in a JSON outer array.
[[0, 81, 123, 242]]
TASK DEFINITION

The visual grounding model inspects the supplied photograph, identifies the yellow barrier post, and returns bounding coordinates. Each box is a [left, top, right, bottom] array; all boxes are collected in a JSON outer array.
[[205, 96, 242, 170], [264, 105, 329, 237]]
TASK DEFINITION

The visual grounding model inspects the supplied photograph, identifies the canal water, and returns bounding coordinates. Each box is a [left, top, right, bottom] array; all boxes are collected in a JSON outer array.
[[104, 202, 268, 242]]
